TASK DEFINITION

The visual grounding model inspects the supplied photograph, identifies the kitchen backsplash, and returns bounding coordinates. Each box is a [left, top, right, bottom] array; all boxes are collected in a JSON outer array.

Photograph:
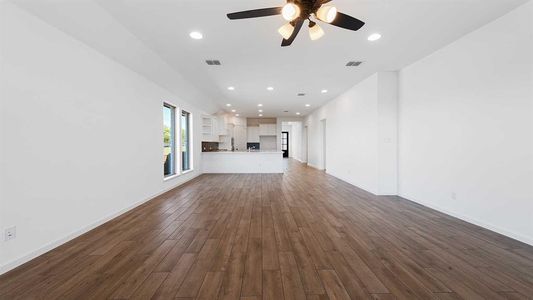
[[202, 142, 219, 152]]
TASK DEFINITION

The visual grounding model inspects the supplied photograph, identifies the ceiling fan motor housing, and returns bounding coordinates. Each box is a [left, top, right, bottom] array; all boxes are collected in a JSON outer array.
[[291, 0, 319, 19]]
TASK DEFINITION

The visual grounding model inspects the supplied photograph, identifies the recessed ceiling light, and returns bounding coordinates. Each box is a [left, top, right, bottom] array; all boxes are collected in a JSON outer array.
[[305, 104, 311, 107], [267, 87, 274, 91], [296, 112, 301, 115], [368, 33, 381, 41], [231, 109, 236, 112], [258, 109, 263, 112], [258, 104, 263, 107], [259, 114, 263, 117], [226, 104, 232, 107], [235, 114, 240, 117], [189, 31, 203, 40], [321, 89, 328, 93], [227, 86, 235, 90]]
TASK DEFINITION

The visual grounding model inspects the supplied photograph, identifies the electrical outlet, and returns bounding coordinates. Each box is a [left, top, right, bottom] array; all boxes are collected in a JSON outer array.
[[5, 226, 16, 241]]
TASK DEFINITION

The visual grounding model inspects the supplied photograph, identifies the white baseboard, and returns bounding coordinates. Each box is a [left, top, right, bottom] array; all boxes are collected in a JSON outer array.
[[306, 163, 324, 170], [399, 193, 533, 247], [0, 173, 201, 275]]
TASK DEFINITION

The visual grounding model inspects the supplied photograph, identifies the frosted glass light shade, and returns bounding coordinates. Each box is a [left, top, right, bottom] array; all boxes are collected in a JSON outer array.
[[278, 23, 295, 39], [309, 23, 325, 40], [282, 3, 300, 21], [316, 5, 337, 23]]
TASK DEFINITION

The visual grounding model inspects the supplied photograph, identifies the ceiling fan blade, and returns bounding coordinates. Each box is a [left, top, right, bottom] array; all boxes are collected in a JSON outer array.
[[329, 12, 365, 31], [227, 7, 282, 20], [281, 18, 305, 47]]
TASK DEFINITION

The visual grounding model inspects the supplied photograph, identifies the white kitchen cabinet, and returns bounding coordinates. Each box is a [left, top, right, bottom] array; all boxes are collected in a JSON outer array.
[[201, 115, 219, 142], [217, 114, 233, 136], [234, 125, 247, 151], [259, 124, 277, 136], [247, 126, 260, 143], [233, 117, 246, 126]]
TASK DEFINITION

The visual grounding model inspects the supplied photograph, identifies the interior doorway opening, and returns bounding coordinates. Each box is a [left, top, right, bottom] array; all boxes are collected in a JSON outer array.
[[281, 121, 303, 161]]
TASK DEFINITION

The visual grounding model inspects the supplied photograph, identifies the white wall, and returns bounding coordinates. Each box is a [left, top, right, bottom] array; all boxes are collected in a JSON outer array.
[[289, 122, 303, 161], [306, 75, 378, 192], [0, 3, 212, 274], [302, 126, 308, 163], [377, 73, 399, 195], [305, 73, 398, 195], [398, 1, 533, 244], [260, 136, 277, 151], [305, 2, 532, 245]]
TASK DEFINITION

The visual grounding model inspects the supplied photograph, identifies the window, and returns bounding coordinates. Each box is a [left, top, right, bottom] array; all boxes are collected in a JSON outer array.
[[181, 110, 191, 171], [163, 103, 176, 177]]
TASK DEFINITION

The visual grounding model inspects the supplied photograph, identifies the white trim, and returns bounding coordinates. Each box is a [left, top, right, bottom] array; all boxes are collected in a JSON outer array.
[[0, 172, 201, 275], [179, 109, 193, 173], [163, 101, 180, 178], [181, 169, 194, 175], [306, 163, 324, 170], [399, 193, 533, 247], [163, 174, 180, 181]]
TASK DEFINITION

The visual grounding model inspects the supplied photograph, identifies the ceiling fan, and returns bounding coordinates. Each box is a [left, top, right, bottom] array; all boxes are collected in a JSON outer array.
[[227, 0, 365, 47]]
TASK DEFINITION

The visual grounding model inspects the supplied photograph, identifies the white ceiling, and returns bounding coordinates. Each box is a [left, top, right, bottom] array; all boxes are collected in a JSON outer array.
[[12, 0, 528, 117]]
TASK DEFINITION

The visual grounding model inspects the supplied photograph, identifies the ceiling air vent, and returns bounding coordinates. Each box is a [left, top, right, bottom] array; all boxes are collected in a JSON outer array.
[[346, 61, 363, 67], [205, 60, 221, 66], [297, 93, 306, 96]]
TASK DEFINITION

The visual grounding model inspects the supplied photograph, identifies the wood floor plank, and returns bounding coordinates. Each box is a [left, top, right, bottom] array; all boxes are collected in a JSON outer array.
[[241, 237, 263, 297], [279, 251, 307, 300], [263, 270, 284, 300], [318, 269, 351, 300], [1, 159, 532, 299], [130, 272, 168, 300], [196, 271, 224, 300], [152, 252, 196, 299], [218, 251, 246, 300]]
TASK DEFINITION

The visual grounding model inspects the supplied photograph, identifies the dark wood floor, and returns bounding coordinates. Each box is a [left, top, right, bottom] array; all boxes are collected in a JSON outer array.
[[2, 159, 533, 299]]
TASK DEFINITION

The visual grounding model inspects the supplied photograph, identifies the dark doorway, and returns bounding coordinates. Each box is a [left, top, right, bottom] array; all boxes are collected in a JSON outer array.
[[282, 131, 289, 158]]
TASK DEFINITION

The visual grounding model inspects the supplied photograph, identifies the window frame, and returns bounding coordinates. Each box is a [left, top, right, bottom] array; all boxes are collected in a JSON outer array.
[[180, 109, 193, 173], [163, 102, 179, 180]]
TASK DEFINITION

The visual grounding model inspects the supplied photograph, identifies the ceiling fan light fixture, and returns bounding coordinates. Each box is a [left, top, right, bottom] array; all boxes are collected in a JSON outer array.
[[309, 22, 324, 41], [278, 23, 295, 39], [316, 5, 337, 23], [282, 3, 300, 21]]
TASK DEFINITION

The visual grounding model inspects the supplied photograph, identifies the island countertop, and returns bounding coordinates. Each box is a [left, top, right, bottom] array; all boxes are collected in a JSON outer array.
[[202, 151, 283, 173]]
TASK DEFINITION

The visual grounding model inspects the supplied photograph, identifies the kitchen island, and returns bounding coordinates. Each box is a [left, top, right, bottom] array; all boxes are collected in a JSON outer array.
[[202, 151, 284, 173]]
